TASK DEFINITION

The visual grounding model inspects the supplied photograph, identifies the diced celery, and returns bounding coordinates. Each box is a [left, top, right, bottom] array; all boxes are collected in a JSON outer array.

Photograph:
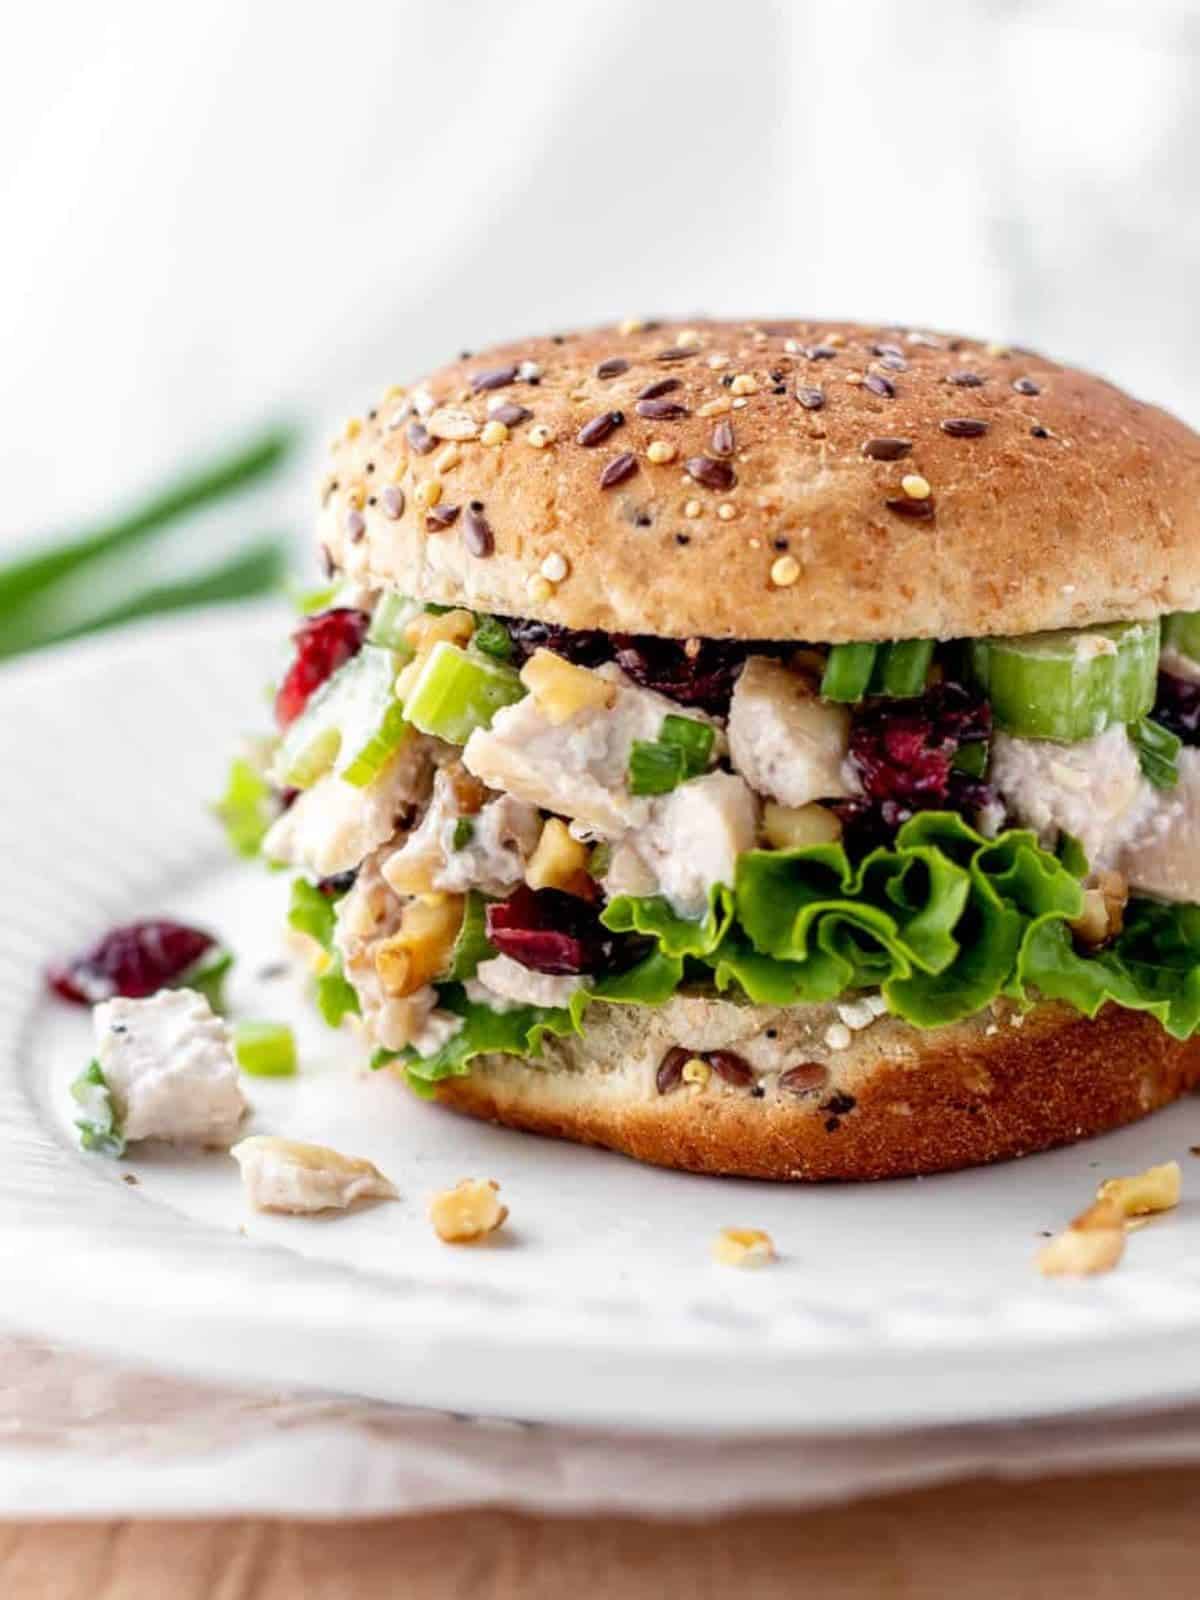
[[272, 646, 404, 791], [402, 641, 525, 744], [821, 643, 878, 702], [1162, 611, 1200, 665], [234, 1021, 298, 1077], [659, 714, 715, 776], [968, 620, 1159, 742], [872, 639, 935, 698], [70, 1060, 125, 1157], [367, 591, 420, 654]]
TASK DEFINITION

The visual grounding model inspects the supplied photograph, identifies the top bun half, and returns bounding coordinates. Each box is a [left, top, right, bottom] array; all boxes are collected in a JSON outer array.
[[317, 318, 1200, 642]]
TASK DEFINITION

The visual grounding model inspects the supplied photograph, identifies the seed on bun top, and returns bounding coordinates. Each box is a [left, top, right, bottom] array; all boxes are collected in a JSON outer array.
[[317, 319, 1200, 643]]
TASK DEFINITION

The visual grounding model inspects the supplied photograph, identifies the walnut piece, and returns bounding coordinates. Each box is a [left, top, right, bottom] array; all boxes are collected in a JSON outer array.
[[1096, 1159, 1181, 1218], [711, 1226, 776, 1269], [430, 1179, 508, 1244]]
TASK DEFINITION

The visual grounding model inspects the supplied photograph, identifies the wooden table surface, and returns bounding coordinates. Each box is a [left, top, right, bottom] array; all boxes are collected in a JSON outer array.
[[3, 1466, 1197, 1598]]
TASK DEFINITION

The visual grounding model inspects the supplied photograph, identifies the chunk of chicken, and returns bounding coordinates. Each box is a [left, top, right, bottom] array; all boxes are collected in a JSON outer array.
[[463, 664, 707, 836], [93, 989, 246, 1146], [262, 736, 436, 878], [1120, 747, 1200, 902], [727, 656, 858, 806], [472, 953, 591, 1010], [989, 726, 1156, 870], [231, 1136, 397, 1214], [636, 770, 760, 918], [382, 767, 540, 897]]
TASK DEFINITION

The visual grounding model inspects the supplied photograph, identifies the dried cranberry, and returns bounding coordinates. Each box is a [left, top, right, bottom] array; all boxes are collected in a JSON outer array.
[[505, 617, 611, 668], [48, 921, 217, 1006], [486, 886, 613, 975], [1153, 671, 1200, 746], [839, 682, 995, 846], [611, 634, 763, 713], [274, 607, 369, 728]]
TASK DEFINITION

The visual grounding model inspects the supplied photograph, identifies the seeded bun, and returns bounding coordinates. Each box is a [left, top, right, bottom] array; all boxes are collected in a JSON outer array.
[[320, 318, 1200, 643], [428, 996, 1200, 1181]]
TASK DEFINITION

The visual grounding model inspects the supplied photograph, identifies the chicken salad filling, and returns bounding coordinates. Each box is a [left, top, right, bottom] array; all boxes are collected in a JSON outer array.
[[218, 592, 1200, 1093]]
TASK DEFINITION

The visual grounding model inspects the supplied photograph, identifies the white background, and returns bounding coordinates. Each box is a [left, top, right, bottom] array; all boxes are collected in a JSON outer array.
[[2, 0, 1198, 561]]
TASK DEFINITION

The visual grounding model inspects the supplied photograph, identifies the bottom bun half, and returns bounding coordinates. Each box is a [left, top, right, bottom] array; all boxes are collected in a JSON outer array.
[[428, 993, 1200, 1181]]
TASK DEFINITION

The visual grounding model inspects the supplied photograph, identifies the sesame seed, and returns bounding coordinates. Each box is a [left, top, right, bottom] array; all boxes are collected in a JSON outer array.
[[985, 341, 1009, 357], [577, 410, 624, 446], [729, 373, 759, 396], [414, 479, 442, 508], [706, 353, 731, 368], [946, 370, 985, 387], [684, 500, 702, 519], [599, 452, 638, 489], [428, 407, 479, 442], [1030, 424, 1051, 439], [344, 417, 362, 440], [462, 505, 493, 557], [383, 384, 405, 402], [480, 419, 509, 446], [940, 417, 989, 438], [824, 1021, 852, 1051], [685, 456, 737, 492], [527, 574, 554, 603], [697, 397, 732, 417], [646, 439, 677, 464], [717, 502, 736, 521], [675, 327, 702, 349], [731, 397, 749, 409], [655, 346, 694, 363], [901, 473, 932, 500], [864, 372, 896, 399], [517, 360, 542, 381], [527, 424, 554, 448], [783, 338, 801, 354], [861, 437, 912, 461], [381, 485, 406, 520], [1012, 376, 1041, 395], [795, 385, 825, 410], [470, 364, 518, 392], [618, 316, 645, 335], [802, 345, 838, 361], [596, 356, 629, 379], [540, 552, 569, 582], [345, 485, 365, 510], [434, 444, 461, 473], [770, 555, 800, 587], [345, 508, 366, 541], [635, 396, 689, 420]]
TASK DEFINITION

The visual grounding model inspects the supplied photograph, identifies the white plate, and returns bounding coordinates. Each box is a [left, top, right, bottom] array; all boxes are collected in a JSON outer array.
[[5, 603, 1200, 1436]]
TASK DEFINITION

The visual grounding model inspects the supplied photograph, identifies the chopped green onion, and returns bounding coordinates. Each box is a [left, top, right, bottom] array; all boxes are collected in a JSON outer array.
[[821, 643, 878, 703], [70, 1060, 125, 1157], [367, 591, 419, 653], [1162, 611, 1200, 665], [423, 602, 454, 616], [952, 741, 989, 779], [472, 614, 514, 660], [316, 961, 359, 1026], [402, 641, 525, 744], [452, 817, 476, 851], [447, 890, 495, 981], [873, 639, 935, 698], [234, 1021, 298, 1077], [659, 714, 715, 776], [629, 740, 687, 795], [180, 946, 234, 1012], [1130, 717, 1181, 790]]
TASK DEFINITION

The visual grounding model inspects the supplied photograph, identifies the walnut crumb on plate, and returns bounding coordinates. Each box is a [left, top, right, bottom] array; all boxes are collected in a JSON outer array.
[[712, 1227, 776, 1268], [429, 1179, 508, 1243]]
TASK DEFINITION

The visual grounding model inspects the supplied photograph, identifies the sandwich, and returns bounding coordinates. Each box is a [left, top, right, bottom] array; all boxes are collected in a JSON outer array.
[[227, 318, 1200, 1180]]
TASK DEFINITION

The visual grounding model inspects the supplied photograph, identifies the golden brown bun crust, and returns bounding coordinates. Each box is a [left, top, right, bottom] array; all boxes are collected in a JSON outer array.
[[430, 999, 1200, 1181], [319, 319, 1200, 642]]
